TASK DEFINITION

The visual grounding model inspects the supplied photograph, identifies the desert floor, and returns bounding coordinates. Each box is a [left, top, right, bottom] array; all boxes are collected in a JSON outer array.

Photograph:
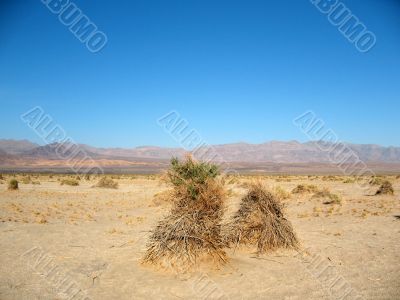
[[0, 174, 399, 300]]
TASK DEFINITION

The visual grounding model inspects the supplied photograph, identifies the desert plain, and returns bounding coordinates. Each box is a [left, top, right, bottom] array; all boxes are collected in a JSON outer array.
[[0, 174, 399, 300]]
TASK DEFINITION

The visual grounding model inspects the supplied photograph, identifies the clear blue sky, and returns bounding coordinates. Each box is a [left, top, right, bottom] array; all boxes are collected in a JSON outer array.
[[1, 0, 399, 148]]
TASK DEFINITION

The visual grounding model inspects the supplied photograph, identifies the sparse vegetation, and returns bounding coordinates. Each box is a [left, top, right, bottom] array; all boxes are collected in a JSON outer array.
[[273, 186, 291, 200], [60, 179, 79, 186], [8, 179, 19, 190], [291, 184, 318, 194], [143, 156, 227, 269], [375, 180, 394, 195], [225, 182, 298, 254], [312, 188, 342, 205], [369, 177, 386, 186], [343, 178, 355, 184], [94, 177, 118, 189], [21, 176, 32, 184]]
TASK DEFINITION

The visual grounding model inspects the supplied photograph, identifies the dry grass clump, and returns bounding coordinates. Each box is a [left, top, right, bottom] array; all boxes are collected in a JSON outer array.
[[312, 188, 342, 205], [143, 157, 227, 269], [343, 178, 355, 184], [8, 179, 19, 190], [60, 179, 79, 186], [224, 183, 298, 254], [21, 176, 32, 184], [94, 177, 118, 189], [273, 186, 291, 200], [291, 184, 318, 194], [152, 190, 174, 206], [369, 176, 386, 186], [375, 180, 394, 195]]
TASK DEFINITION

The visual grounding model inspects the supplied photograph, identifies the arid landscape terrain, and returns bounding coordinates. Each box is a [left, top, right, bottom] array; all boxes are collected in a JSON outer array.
[[0, 173, 399, 299]]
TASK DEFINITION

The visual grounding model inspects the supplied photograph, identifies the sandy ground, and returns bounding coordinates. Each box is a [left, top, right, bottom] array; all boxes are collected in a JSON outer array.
[[0, 175, 399, 300]]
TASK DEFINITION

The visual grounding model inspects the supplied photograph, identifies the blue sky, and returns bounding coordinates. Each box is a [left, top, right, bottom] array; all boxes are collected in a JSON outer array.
[[1, 0, 399, 148]]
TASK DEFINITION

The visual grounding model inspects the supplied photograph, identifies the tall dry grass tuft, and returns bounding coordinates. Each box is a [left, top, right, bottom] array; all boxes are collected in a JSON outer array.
[[224, 182, 299, 254], [143, 156, 227, 270]]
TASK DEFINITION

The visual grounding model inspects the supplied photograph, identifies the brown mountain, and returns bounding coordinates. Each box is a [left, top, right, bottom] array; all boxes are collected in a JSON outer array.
[[0, 139, 399, 174], [0, 139, 39, 154]]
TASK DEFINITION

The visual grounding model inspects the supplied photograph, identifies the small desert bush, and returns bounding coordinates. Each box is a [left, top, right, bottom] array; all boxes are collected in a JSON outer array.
[[0, 174, 3, 180], [291, 184, 318, 194], [322, 175, 336, 181], [60, 179, 79, 186], [273, 186, 291, 200], [94, 177, 118, 189], [312, 188, 342, 205], [8, 179, 19, 190], [375, 180, 394, 195], [369, 177, 385, 186], [21, 176, 32, 184], [84, 174, 91, 181], [343, 178, 355, 184]]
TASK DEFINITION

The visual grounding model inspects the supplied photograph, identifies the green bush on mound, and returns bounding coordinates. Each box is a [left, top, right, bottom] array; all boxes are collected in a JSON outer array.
[[143, 156, 227, 269], [8, 179, 19, 190]]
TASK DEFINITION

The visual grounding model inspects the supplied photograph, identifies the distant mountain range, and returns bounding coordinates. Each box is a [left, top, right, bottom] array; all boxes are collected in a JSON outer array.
[[1, 139, 399, 174]]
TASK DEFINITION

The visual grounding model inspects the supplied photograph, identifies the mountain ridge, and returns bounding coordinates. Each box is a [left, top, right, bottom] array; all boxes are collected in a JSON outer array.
[[1, 139, 400, 163]]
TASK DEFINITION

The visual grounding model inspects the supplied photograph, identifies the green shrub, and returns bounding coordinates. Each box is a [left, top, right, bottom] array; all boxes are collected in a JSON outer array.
[[167, 156, 220, 199], [8, 179, 19, 190]]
